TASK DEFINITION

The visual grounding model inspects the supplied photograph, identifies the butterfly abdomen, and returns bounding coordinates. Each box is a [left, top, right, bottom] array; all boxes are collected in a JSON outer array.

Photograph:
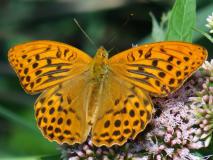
[[85, 79, 105, 127]]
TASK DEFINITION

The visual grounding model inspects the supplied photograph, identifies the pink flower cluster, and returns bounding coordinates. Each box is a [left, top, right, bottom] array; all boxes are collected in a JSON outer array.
[[61, 60, 213, 160]]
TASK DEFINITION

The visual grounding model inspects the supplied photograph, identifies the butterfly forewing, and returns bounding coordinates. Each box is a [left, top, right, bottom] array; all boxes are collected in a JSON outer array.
[[8, 40, 92, 94], [109, 42, 208, 97]]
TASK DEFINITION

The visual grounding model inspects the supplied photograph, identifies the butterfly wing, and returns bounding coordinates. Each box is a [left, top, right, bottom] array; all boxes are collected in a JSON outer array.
[[8, 40, 92, 94], [92, 72, 153, 147], [35, 71, 91, 144], [109, 41, 208, 97]]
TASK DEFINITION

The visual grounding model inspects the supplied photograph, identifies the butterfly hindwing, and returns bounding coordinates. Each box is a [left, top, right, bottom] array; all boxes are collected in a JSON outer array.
[[109, 41, 207, 97], [92, 72, 153, 146], [35, 72, 91, 144], [8, 40, 92, 94]]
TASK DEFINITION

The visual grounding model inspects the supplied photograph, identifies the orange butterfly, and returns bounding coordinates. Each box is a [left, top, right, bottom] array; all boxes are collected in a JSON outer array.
[[8, 40, 207, 147]]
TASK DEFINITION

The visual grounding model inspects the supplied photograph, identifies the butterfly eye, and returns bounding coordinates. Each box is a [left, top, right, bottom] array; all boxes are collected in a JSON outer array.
[[102, 51, 108, 58]]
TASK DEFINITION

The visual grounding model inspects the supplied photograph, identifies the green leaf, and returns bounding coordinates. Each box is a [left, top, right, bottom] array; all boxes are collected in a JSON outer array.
[[0, 155, 60, 160], [190, 152, 204, 159], [165, 0, 196, 42], [0, 105, 37, 132], [193, 27, 213, 43], [208, 82, 213, 87], [149, 12, 165, 42], [0, 157, 39, 160], [40, 155, 61, 160], [194, 2, 213, 41]]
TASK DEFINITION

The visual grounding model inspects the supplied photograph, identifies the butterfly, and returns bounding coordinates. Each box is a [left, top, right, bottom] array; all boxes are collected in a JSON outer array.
[[8, 40, 208, 147]]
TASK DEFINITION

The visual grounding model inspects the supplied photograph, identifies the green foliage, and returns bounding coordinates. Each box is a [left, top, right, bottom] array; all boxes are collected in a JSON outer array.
[[0, 105, 36, 132], [0, 157, 38, 160], [194, 2, 213, 40], [149, 12, 165, 42], [40, 155, 61, 160], [165, 0, 196, 42], [0, 154, 60, 160], [208, 82, 213, 87], [194, 27, 213, 43]]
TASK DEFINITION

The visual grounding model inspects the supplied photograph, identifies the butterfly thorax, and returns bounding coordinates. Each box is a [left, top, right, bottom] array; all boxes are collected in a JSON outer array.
[[91, 47, 109, 81]]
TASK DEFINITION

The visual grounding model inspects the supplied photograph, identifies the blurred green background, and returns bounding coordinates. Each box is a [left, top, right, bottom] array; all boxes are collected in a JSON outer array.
[[0, 0, 212, 159]]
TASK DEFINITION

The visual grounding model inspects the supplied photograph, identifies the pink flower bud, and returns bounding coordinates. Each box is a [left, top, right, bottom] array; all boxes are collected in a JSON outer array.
[[76, 151, 85, 157], [192, 136, 199, 142], [195, 128, 202, 135], [156, 155, 162, 160], [204, 124, 213, 131], [83, 145, 89, 151], [202, 119, 208, 125], [86, 149, 93, 155], [203, 95, 209, 102], [69, 157, 80, 160], [188, 141, 204, 149], [96, 148, 102, 155]]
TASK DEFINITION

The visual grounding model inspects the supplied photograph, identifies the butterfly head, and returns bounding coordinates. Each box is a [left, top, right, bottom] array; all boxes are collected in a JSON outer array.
[[95, 46, 109, 60]]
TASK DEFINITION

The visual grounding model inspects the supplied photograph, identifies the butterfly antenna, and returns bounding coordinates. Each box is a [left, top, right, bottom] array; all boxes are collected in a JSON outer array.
[[73, 18, 97, 49], [108, 47, 115, 54]]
